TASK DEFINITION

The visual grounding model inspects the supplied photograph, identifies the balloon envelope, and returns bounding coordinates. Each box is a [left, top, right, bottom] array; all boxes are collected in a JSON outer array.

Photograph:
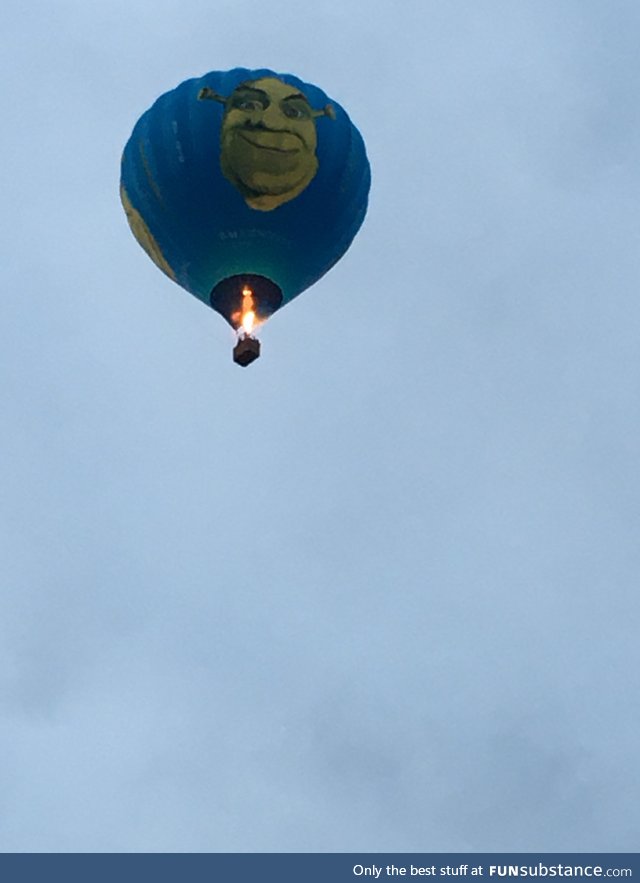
[[120, 68, 370, 328]]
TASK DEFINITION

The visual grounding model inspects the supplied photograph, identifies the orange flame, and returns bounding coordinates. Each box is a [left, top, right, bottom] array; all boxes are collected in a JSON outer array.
[[241, 285, 256, 335]]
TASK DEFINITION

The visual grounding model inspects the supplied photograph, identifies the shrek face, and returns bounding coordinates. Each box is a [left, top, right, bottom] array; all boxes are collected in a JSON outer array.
[[220, 77, 319, 211]]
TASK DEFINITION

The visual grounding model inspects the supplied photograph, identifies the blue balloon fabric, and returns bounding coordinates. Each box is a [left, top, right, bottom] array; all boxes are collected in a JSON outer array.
[[120, 68, 370, 329]]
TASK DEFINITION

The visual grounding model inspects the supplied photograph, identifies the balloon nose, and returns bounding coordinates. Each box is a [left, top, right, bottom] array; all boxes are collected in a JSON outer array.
[[262, 102, 292, 129]]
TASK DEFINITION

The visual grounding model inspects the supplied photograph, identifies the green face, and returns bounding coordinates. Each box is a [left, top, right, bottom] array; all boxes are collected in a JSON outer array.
[[220, 77, 320, 211]]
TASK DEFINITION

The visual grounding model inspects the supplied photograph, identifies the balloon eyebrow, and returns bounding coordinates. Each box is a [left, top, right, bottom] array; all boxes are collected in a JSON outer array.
[[233, 87, 269, 104], [282, 93, 308, 103]]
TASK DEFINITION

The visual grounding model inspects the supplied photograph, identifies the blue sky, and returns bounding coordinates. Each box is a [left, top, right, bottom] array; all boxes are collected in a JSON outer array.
[[1, 0, 639, 852]]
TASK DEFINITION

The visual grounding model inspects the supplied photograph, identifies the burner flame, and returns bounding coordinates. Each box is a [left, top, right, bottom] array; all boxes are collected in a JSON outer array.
[[241, 286, 256, 335]]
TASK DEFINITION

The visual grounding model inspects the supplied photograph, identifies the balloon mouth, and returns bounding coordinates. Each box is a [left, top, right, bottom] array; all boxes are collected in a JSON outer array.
[[237, 131, 300, 154], [210, 274, 283, 330]]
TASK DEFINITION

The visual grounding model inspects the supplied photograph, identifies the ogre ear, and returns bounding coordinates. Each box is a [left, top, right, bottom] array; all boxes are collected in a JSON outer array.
[[198, 87, 226, 104], [312, 103, 336, 120]]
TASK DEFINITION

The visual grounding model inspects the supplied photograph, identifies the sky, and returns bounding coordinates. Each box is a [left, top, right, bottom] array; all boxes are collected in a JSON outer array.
[[1, 0, 639, 853]]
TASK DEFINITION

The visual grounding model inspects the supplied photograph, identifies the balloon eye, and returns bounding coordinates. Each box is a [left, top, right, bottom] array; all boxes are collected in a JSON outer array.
[[283, 103, 308, 119]]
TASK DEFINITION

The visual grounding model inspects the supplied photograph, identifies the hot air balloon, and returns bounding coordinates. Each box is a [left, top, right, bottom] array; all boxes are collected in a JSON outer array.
[[120, 68, 370, 365]]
